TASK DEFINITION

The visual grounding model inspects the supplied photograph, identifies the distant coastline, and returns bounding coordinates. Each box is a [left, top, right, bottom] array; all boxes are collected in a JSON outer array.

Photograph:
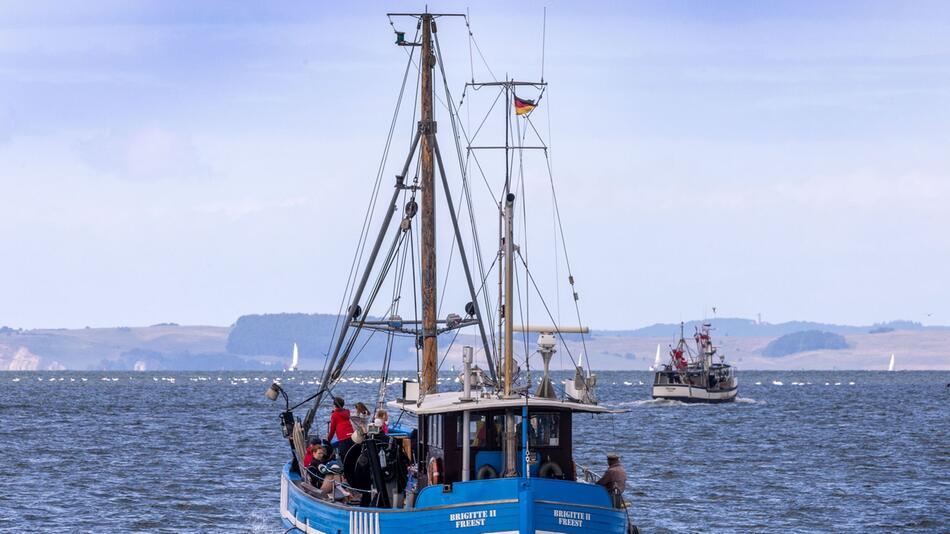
[[2, 315, 948, 371]]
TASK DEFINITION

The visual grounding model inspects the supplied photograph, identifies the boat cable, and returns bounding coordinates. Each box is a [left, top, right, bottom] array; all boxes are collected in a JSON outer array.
[[410, 211, 421, 380], [463, 13, 498, 82], [540, 7, 547, 83], [435, 29, 503, 379], [328, 137, 426, 391], [372, 202, 422, 404], [376, 224, 414, 408], [433, 255, 500, 374], [466, 8, 475, 83], [434, 41, 495, 332], [513, 101, 533, 363], [320, 26, 419, 391], [328, 225, 412, 388], [515, 250, 580, 370], [525, 111, 591, 369]]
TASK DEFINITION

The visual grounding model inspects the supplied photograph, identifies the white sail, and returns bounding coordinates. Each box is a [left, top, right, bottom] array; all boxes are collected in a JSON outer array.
[[888, 353, 895, 372], [290, 342, 299, 371], [650, 344, 661, 371]]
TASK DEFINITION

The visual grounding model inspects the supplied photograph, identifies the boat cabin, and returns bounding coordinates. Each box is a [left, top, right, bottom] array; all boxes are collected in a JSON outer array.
[[389, 391, 612, 485], [653, 364, 735, 389]]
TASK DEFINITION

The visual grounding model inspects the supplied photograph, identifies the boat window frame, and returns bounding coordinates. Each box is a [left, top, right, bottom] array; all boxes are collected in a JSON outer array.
[[527, 412, 561, 448]]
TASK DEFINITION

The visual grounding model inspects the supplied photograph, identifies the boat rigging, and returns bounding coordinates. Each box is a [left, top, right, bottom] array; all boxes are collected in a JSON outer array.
[[264, 11, 637, 533]]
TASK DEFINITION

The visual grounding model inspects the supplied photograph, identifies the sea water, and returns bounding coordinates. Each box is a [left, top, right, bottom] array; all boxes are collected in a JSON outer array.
[[0, 370, 946, 533]]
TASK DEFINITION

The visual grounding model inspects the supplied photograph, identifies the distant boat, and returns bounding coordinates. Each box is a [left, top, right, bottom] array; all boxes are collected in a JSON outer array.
[[289, 342, 299, 372], [649, 343, 661, 371], [888, 353, 895, 372], [652, 322, 738, 403]]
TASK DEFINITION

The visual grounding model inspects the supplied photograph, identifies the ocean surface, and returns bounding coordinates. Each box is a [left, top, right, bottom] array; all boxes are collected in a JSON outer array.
[[1, 370, 947, 533]]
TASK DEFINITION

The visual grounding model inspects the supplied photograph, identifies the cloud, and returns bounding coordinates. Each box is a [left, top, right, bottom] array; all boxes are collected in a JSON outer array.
[[76, 126, 212, 181]]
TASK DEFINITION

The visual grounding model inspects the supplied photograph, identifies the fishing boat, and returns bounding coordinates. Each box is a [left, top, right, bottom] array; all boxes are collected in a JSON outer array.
[[263, 11, 638, 534], [652, 323, 737, 403]]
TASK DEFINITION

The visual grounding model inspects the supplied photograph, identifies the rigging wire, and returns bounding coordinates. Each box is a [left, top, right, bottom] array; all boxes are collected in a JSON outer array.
[[540, 7, 547, 83], [376, 209, 415, 408], [410, 219, 420, 380], [433, 29, 501, 372], [512, 105, 532, 370], [464, 13, 498, 82], [322, 25, 419, 382], [523, 107, 592, 367], [515, 249, 579, 370], [466, 8, 475, 83], [322, 15, 588, 401]]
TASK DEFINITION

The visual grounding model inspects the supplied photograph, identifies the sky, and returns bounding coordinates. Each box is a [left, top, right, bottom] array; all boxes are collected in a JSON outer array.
[[1, 1, 948, 330]]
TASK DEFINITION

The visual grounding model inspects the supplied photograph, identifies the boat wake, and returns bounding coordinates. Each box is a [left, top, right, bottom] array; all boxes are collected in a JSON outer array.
[[613, 396, 762, 407], [244, 508, 277, 533], [614, 398, 695, 408], [734, 397, 764, 405]]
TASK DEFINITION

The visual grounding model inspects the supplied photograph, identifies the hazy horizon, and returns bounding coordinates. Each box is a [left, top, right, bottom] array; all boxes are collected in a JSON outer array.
[[2, 1, 948, 330], [4, 313, 946, 332]]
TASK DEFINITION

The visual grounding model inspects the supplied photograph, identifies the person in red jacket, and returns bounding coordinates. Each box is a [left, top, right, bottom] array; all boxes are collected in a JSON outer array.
[[328, 396, 355, 460]]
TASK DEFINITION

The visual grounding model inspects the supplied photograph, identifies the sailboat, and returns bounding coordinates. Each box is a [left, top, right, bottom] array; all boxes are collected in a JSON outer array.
[[264, 11, 637, 534], [290, 342, 299, 372], [648, 344, 661, 371], [888, 353, 895, 372], [652, 323, 737, 403]]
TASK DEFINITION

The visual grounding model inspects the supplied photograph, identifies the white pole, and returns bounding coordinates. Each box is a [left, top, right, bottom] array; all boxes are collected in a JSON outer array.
[[461, 346, 473, 481]]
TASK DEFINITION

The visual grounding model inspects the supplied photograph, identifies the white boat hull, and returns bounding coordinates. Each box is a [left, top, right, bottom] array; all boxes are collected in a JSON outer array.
[[651, 383, 738, 403]]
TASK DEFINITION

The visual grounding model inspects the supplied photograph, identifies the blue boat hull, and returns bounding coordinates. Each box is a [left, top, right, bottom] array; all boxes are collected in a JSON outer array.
[[280, 463, 629, 534]]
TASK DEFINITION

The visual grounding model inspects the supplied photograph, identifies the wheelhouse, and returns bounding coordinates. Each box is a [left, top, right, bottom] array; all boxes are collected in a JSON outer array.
[[390, 392, 611, 485]]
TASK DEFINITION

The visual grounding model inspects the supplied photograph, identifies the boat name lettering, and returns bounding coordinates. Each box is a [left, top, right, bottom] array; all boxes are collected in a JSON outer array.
[[553, 509, 590, 527], [450, 509, 496, 528]]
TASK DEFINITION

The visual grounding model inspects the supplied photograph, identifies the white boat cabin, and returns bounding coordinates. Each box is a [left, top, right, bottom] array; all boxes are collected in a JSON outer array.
[[389, 392, 611, 484]]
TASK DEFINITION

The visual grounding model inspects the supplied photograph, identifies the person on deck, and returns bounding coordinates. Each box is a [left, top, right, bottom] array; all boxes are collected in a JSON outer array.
[[596, 453, 627, 508], [306, 443, 330, 484], [303, 438, 320, 468], [328, 396, 355, 460], [352, 402, 371, 433], [318, 461, 351, 502]]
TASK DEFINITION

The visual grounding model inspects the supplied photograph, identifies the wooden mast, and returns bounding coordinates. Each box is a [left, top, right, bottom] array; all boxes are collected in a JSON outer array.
[[419, 13, 438, 395]]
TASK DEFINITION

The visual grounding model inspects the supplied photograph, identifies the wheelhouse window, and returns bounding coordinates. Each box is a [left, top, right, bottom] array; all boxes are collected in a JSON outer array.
[[490, 414, 522, 448], [456, 413, 488, 448], [426, 414, 443, 449], [528, 413, 560, 447]]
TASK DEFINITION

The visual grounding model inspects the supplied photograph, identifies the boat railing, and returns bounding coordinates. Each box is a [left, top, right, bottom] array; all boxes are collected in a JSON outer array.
[[301, 476, 377, 505], [575, 463, 599, 484]]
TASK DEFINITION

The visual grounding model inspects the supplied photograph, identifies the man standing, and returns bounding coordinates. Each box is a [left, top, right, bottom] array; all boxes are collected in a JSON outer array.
[[596, 453, 627, 508]]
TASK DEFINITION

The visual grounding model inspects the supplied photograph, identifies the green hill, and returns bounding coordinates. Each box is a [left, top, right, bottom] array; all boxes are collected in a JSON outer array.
[[762, 330, 849, 357]]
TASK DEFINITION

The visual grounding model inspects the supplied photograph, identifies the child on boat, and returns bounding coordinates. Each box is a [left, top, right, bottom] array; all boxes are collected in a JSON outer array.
[[328, 396, 355, 460]]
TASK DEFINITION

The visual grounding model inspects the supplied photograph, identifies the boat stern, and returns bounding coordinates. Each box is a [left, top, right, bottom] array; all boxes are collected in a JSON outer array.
[[281, 463, 631, 534]]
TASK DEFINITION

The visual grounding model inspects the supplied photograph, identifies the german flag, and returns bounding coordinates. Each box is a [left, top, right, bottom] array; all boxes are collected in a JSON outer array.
[[514, 95, 536, 116]]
